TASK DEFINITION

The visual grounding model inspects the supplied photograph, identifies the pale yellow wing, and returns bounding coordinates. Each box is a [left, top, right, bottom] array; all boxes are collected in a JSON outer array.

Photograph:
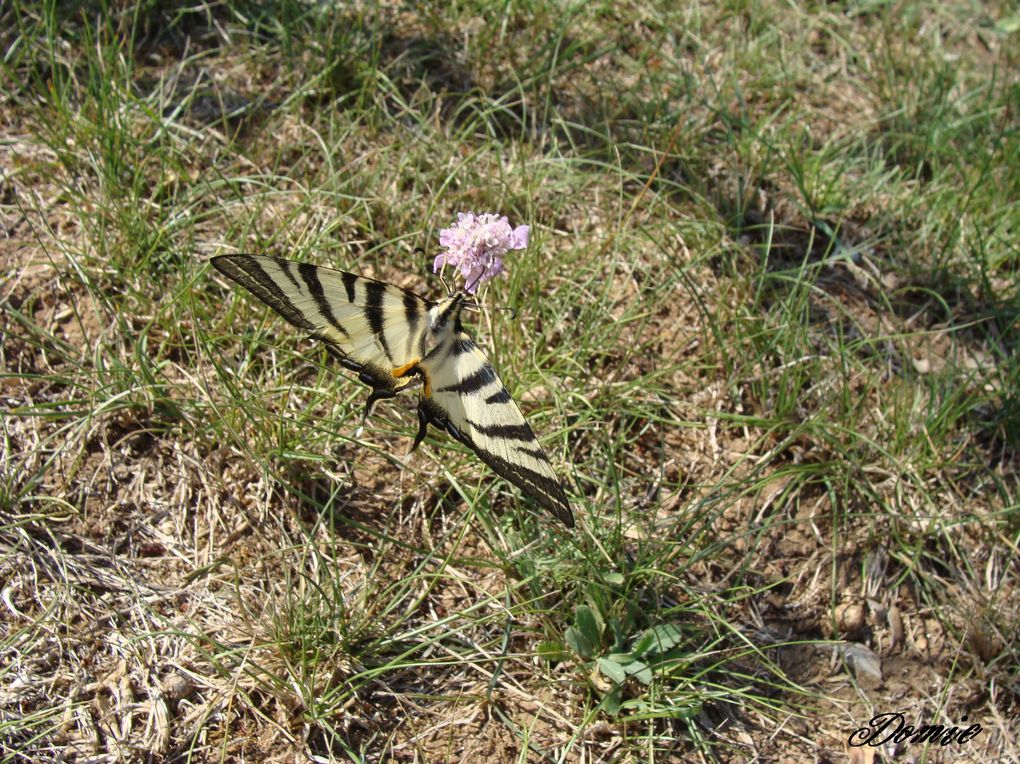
[[212, 254, 431, 402], [416, 324, 574, 528]]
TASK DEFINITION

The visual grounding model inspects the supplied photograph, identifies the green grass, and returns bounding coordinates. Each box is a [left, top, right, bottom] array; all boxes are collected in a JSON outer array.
[[2, 0, 1019, 761]]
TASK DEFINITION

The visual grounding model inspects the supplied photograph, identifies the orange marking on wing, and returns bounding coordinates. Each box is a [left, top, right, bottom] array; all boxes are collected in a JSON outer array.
[[393, 359, 431, 396], [391, 360, 419, 378]]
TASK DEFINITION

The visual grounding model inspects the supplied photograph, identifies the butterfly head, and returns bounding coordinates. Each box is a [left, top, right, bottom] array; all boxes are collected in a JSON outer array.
[[429, 292, 472, 336]]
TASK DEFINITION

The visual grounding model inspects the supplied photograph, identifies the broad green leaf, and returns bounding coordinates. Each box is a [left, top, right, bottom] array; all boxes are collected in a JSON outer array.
[[634, 623, 685, 656], [574, 605, 602, 647], [597, 657, 627, 684], [627, 660, 653, 684], [565, 626, 595, 659], [605, 652, 638, 666]]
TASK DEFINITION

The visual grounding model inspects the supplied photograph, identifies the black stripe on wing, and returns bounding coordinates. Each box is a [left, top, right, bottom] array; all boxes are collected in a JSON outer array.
[[341, 271, 358, 303], [212, 255, 316, 333], [433, 364, 498, 396], [416, 398, 574, 528], [364, 280, 394, 364], [298, 261, 351, 338], [484, 388, 513, 404], [403, 291, 426, 360]]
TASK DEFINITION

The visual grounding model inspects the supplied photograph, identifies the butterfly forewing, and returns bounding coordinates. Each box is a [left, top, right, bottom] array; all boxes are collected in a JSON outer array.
[[212, 254, 431, 395]]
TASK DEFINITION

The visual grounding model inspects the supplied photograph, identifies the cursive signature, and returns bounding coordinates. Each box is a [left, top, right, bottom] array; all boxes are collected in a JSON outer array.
[[849, 712, 982, 748]]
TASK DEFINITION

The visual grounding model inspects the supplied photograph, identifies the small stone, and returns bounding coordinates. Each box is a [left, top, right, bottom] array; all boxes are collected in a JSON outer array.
[[161, 673, 193, 701], [836, 602, 865, 633], [840, 643, 883, 688]]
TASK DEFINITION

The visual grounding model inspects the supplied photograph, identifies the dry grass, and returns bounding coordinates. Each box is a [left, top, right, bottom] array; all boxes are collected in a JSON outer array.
[[2, 1, 1019, 761]]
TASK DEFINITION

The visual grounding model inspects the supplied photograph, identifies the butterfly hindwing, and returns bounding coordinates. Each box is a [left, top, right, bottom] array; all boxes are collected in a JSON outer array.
[[418, 330, 574, 528]]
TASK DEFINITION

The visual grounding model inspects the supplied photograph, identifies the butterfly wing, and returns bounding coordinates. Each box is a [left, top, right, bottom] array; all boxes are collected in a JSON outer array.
[[211, 255, 431, 403], [417, 330, 574, 528], [212, 254, 574, 528]]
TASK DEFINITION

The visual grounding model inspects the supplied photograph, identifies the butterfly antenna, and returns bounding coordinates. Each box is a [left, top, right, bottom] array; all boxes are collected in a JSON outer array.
[[416, 246, 454, 295]]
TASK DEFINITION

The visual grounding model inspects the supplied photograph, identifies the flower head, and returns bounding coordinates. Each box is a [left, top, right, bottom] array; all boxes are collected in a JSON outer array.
[[433, 212, 529, 294]]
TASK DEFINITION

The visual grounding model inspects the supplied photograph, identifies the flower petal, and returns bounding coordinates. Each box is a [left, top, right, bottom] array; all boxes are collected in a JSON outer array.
[[433, 211, 528, 293]]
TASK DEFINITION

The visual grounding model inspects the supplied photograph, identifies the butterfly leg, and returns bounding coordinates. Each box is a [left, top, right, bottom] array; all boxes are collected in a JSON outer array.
[[361, 384, 396, 423], [411, 406, 430, 452], [411, 401, 449, 452]]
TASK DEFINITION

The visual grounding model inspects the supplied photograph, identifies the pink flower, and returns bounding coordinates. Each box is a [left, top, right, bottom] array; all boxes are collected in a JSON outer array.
[[433, 212, 530, 294]]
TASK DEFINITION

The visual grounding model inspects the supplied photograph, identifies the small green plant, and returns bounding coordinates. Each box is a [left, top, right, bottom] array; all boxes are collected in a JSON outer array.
[[562, 603, 701, 719]]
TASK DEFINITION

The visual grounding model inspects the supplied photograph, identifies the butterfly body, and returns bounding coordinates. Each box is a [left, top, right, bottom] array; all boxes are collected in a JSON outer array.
[[211, 255, 573, 528]]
